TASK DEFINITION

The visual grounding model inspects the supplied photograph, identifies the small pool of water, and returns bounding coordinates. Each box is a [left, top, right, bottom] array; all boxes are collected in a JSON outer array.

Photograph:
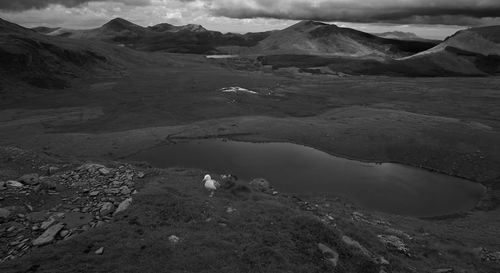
[[128, 139, 485, 217]]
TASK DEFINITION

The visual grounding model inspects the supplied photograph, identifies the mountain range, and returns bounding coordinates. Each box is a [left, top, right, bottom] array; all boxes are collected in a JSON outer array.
[[34, 18, 272, 54], [2, 16, 500, 86], [34, 19, 437, 59]]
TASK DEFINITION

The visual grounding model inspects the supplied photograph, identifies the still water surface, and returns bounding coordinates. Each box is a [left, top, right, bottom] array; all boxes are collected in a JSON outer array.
[[129, 139, 485, 217]]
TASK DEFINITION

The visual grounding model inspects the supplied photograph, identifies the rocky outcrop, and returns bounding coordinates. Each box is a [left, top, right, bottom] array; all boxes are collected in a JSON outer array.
[[0, 162, 146, 262]]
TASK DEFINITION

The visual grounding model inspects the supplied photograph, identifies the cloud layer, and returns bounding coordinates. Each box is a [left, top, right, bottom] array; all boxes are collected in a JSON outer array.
[[1, 0, 499, 26], [0, 0, 150, 11], [205, 0, 500, 25]]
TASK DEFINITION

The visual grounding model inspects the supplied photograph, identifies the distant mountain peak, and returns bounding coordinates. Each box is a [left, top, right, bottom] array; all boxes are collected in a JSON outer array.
[[182, 24, 207, 32], [375, 31, 422, 41], [296, 20, 328, 27], [102, 17, 141, 31], [286, 20, 332, 32], [0, 17, 31, 33]]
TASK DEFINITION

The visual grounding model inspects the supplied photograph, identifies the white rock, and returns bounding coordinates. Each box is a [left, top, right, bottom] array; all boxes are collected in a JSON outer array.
[[6, 180, 24, 188], [113, 198, 133, 215], [95, 247, 104, 255], [99, 168, 111, 175], [168, 235, 180, 244]]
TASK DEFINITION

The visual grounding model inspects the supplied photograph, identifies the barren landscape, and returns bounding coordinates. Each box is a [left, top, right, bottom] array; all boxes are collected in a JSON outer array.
[[1, 11, 500, 273]]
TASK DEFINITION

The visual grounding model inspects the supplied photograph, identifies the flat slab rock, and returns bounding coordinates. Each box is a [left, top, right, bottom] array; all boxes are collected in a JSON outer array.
[[33, 223, 65, 246]]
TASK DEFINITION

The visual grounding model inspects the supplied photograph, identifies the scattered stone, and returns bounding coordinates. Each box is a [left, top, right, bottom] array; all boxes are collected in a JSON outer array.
[[114, 198, 133, 215], [18, 174, 39, 185], [6, 180, 23, 188], [40, 212, 65, 230], [0, 208, 11, 219], [168, 235, 180, 244], [47, 167, 60, 176], [119, 186, 131, 195], [104, 188, 120, 194], [378, 235, 410, 256], [473, 247, 500, 262], [32, 223, 65, 246], [0, 181, 6, 190], [226, 207, 236, 213], [95, 247, 104, 255], [249, 178, 271, 193], [100, 202, 114, 216], [317, 243, 339, 267], [59, 230, 69, 238], [89, 191, 100, 197], [99, 168, 111, 175]]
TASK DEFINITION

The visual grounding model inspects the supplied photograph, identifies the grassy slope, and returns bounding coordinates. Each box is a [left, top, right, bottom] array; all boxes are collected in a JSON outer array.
[[0, 149, 499, 273], [1, 167, 381, 273]]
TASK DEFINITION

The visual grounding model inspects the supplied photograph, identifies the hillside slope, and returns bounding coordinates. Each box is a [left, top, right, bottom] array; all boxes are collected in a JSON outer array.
[[397, 25, 500, 75], [219, 21, 437, 58], [0, 18, 140, 89]]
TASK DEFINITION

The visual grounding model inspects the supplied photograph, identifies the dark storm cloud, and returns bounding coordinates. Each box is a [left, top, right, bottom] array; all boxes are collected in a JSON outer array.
[[206, 0, 500, 25], [0, 0, 150, 11]]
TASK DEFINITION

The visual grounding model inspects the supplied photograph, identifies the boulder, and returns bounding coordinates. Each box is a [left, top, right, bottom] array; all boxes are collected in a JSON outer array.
[[0, 181, 6, 190], [32, 223, 65, 246], [249, 178, 271, 193], [100, 202, 114, 216], [114, 198, 133, 215], [18, 173, 39, 185], [6, 180, 23, 188]]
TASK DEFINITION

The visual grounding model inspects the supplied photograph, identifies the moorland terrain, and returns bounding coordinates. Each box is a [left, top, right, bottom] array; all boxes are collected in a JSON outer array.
[[1, 17, 500, 272]]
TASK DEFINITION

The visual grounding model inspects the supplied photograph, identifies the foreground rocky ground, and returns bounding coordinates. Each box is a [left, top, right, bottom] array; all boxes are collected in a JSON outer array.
[[1, 146, 499, 273]]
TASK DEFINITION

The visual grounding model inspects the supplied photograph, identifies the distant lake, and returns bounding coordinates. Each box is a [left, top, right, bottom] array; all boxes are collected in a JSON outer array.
[[128, 139, 485, 217], [206, 55, 239, 59]]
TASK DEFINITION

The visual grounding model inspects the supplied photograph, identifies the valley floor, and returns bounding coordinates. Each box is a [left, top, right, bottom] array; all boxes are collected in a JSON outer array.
[[1, 53, 500, 272]]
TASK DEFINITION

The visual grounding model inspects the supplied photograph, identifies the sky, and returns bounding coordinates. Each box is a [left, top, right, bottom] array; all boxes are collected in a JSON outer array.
[[1, 0, 500, 39]]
